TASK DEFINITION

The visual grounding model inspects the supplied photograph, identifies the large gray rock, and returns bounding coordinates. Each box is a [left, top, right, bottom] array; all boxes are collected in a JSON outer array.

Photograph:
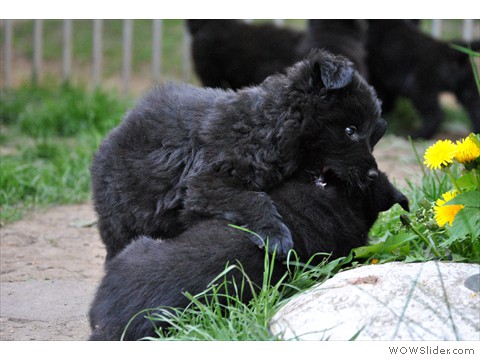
[[270, 261, 480, 340]]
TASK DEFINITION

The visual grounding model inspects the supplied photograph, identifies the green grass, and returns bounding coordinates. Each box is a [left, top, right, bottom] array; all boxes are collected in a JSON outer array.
[[384, 97, 471, 137], [0, 83, 130, 223], [1, 83, 127, 135], [1, 137, 91, 221], [145, 254, 289, 341]]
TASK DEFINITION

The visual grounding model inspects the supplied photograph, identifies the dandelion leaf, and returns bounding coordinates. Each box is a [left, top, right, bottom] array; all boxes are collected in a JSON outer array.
[[445, 190, 480, 208], [456, 172, 478, 190], [352, 232, 414, 260], [449, 207, 480, 240]]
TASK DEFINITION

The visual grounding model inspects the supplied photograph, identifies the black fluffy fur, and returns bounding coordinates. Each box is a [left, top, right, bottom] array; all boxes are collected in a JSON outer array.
[[88, 169, 409, 341], [367, 20, 480, 139], [187, 20, 368, 89], [91, 50, 383, 260]]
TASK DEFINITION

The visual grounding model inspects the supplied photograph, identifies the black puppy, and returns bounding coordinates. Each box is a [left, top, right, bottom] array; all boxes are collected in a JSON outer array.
[[367, 20, 480, 139], [187, 20, 303, 89], [187, 20, 368, 89], [89, 169, 409, 341], [298, 20, 368, 79], [91, 50, 383, 260]]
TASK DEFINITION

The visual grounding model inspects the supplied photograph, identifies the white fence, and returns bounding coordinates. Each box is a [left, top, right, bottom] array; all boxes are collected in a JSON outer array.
[[1, 19, 478, 94]]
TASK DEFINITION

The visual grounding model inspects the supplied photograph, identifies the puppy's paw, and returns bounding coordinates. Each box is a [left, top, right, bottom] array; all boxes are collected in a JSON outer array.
[[250, 220, 294, 258]]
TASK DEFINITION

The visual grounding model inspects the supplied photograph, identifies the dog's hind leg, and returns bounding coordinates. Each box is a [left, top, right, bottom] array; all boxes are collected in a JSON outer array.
[[181, 173, 293, 257], [456, 85, 480, 135], [410, 95, 444, 139]]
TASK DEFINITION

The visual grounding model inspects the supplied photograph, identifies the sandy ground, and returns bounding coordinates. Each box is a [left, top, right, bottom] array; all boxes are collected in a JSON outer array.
[[0, 134, 463, 341], [0, 203, 104, 340]]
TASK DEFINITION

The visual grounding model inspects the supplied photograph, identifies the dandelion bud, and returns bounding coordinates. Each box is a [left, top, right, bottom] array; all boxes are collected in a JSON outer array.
[[415, 210, 425, 221], [400, 214, 411, 228], [464, 161, 478, 171], [419, 199, 432, 210], [425, 220, 439, 231]]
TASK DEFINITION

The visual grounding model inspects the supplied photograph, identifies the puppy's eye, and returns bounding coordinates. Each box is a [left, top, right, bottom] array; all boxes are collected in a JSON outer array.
[[345, 126, 357, 137]]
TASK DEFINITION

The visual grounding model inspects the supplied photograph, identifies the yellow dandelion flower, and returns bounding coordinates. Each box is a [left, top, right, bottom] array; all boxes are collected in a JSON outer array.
[[423, 140, 457, 170], [433, 190, 464, 227], [455, 136, 480, 165], [371, 258, 379, 265]]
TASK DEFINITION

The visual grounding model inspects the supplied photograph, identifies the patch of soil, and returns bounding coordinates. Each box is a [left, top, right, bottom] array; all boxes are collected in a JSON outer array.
[[0, 203, 104, 340]]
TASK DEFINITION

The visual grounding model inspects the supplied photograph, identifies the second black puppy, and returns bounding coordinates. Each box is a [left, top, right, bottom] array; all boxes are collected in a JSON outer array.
[[89, 170, 409, 340], [91, 50, 383, 260], [187, 20, 304, 89], [367, 20, 480, 139], [299, 20, 368, 79]]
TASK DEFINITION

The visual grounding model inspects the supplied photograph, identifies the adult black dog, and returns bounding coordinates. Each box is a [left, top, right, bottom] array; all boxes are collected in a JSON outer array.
[[367, 20, 480, 139], [91, 50, 383, 260], [187, 20, 368, 89], [89, 168, 409, 341]]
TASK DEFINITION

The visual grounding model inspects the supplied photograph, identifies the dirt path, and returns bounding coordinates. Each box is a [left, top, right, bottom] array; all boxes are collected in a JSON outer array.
[[0, 134, 454, 341], [0, 203, 104, 340]]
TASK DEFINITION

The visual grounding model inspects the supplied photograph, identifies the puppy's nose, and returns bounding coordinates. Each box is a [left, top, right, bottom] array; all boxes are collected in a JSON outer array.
[[368, 169, 378, 180]]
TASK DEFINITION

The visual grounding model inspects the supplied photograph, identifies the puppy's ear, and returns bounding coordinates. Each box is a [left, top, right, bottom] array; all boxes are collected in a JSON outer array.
[[287, 51, 354, 94], [317, 55, 354, 90], [370, 118, 388, 149]]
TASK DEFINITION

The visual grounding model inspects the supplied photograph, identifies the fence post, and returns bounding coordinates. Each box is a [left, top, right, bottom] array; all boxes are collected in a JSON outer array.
[[182, 22, 191, 83], [152, 19, 163, 83], [2, 20, 13, 90], [62, 20, 73, 84], [32, 19, 43, 84], [431, 19, 442, 39], [462, 19, 474, 42], [122, 19, 133, 95], [92, 20, 103, 88]]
